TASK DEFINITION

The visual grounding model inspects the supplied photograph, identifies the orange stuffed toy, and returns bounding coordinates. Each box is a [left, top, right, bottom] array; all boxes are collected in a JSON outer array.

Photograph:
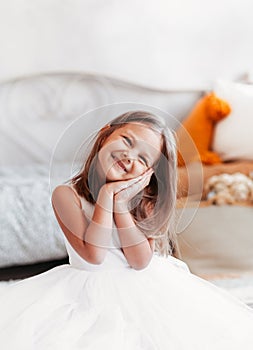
[[176, 92, 231, 166]]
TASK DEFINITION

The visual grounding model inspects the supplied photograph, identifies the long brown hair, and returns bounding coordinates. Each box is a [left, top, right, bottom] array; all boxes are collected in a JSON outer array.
[[68, 111, 180, 258]]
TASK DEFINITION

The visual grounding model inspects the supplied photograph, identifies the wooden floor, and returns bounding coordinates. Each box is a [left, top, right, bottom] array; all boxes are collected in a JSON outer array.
[[0, 257, 69, 281]]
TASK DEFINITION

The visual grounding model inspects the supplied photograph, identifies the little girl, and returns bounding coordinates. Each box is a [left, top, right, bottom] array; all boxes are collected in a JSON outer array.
[[0, 110, 253, 349]]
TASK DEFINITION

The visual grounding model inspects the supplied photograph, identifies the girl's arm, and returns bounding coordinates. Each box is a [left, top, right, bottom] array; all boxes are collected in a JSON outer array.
[[114, 210, 155, 270], [51, 176, 147, 265], [113, 170, 155, 270], [51, 184, 114, 265]]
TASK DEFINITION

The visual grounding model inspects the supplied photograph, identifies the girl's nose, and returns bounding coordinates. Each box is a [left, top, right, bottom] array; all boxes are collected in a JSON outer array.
[[121, 152, 132, 164]]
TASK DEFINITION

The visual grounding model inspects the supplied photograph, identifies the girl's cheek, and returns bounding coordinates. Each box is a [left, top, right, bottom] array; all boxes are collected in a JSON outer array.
[[133, 163, 146, 176]]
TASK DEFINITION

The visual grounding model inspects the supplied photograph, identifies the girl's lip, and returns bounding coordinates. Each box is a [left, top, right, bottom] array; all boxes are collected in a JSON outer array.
[[112, 154, 127, 172]]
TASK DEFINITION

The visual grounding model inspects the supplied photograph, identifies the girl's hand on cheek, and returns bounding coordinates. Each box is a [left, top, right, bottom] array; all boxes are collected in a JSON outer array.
[[104, 171, 147, 196], [113, 168, 154, 212]]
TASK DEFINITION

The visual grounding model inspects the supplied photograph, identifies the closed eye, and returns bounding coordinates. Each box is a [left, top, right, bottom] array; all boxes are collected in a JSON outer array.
[[122, 135, 132, 146], [139, 155, 148, 167]]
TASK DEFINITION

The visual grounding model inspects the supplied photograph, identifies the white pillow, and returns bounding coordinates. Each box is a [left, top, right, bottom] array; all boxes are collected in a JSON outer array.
[[212, 80, 253, 161]]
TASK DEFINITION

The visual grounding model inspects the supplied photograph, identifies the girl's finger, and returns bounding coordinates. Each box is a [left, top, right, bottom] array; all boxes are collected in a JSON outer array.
[[123, 172, 148, 186], [144, 168, 154, 177], [141, 170, 154, 181], [130, 171, 153, 187], [115, 169, 154, 193], [115, 176, 143, 193], [128, 168, 153, 183], [133, 173, 152, 189], [123, 175, 142, 187]]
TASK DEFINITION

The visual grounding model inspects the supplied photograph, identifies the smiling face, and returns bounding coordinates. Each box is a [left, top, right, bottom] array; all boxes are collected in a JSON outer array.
[[97, 122, 162, 182]]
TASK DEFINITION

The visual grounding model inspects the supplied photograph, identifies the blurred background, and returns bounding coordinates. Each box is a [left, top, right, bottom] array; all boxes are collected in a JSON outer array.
[[0, 0, 253, 88], [0, 0, 253, 307]]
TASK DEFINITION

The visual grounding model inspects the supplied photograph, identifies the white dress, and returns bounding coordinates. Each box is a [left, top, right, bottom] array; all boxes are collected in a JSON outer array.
[[0, 186, 253, 350]]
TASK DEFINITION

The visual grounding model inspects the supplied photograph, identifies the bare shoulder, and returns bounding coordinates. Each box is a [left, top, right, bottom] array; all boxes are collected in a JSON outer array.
[[51, 184, 82, 209], [51, 184, 89, 249]]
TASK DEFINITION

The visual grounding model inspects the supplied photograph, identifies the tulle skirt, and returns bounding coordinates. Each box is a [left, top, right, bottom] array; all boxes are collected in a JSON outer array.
[[0, 255, 253, 350]]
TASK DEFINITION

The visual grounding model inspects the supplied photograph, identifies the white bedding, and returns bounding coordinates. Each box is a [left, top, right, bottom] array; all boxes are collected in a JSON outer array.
[[0, 164, 70, 267]]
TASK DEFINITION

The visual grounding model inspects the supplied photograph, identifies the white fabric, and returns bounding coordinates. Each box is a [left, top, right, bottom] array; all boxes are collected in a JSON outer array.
[[0, 191, 253, 349], [212, 80, 253, 161], [0, 164, 69, 267], [1, 276, 253, 308]]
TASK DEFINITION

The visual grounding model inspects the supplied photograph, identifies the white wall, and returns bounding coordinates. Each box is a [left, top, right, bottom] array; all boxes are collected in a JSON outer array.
[[0, 0, 252, 89]]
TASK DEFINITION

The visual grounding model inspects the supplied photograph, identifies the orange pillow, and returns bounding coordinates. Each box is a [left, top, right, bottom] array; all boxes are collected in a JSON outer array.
[[176, 92, 231, 166]]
